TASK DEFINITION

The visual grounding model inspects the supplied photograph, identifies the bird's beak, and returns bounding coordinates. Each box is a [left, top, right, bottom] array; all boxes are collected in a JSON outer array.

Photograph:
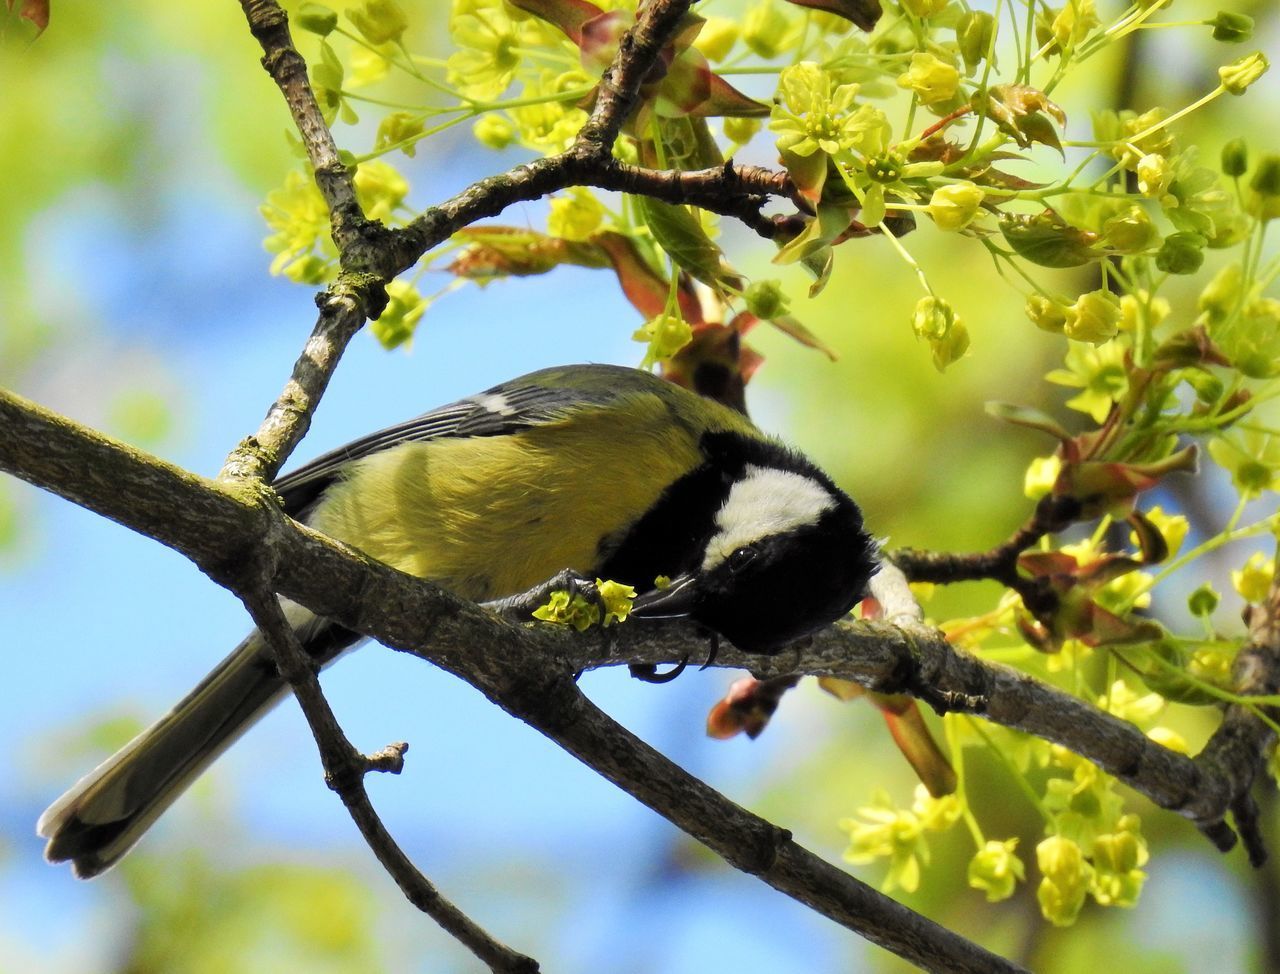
[[630, 572, 701, 619]]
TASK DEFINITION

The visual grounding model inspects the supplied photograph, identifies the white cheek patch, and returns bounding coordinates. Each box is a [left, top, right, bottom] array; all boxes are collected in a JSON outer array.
[[703, 465, 837, 570]]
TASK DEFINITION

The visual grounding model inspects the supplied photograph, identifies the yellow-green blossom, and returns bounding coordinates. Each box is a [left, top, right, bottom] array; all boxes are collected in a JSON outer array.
[[1147, 726, 1189, 755], [447, 0, 522, 99], [1198, 263, 1243, 324], [511, 71, 591, 152], [1136, 153, 1173, 199], [1025, 455, 1063, 500], [1219, 51, 1269, 95], [1037, 835, 1093, 926], [1089, 816, 1149, 908], [1118, 291, 1170, 333], [595, 579, 636, 626], [354, 160, 409, 222], [1232, 551, 1276, 603], [1051, 0, 1100, 49], [347, 0, 408, 45], [633, 312, 693, 368], [897, 52, 960, 107], [1047, 339, 1128, 424], [375, 112, 425, 157], [371, 280, 428, 350], [1209, 433, 1280, 497], [839, 789, 929, 893], [548, 188, 606, 242], [261, 170, 333, 281], [473, 113, 516, 150], [930, 319, 970, 372], [742, 0, 796, 59], [532, 589, 600, 631], [911, 295, 955, 341], [1097, 680, 1163, 728], [968, 838, 1025, 903], [770, 62, 887, 158], [724, 116, 762, 145], [350, 43, 393, 87], [695, 16, 738, 62], [926, 181, 984, 231], [911, 783, 962, 832]]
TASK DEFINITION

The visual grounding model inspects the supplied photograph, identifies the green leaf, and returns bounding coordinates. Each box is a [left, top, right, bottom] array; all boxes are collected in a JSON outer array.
[[635, 196, 742, 291], [1000, 211, 1101, 268], [769, 314, 839, 361], [984, 401, 1072, 441]]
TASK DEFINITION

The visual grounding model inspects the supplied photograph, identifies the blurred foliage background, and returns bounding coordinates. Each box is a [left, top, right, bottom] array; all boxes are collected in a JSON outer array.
[[2, 1, 1278, 972]]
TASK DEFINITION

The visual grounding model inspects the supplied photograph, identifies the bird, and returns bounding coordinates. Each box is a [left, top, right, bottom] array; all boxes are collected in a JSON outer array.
[[38, 363, 878, 878]]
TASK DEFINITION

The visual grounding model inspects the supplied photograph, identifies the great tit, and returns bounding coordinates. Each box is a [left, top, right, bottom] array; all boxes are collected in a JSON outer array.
[[38, 363, 877, 878]]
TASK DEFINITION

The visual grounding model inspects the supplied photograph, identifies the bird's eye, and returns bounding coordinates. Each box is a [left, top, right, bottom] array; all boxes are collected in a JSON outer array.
[[728, 546, 758, 572]]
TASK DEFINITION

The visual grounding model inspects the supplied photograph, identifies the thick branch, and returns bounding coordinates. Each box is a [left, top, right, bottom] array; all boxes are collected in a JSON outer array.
[[3, 386, 1263, 845], [2, 387, 1028, 971]]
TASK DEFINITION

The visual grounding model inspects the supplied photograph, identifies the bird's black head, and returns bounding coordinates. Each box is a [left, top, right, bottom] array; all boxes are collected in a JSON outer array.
[[629, 440, 878, 654]]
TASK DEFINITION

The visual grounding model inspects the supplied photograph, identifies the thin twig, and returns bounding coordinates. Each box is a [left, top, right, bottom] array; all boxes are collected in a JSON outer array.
[[238, 578, 539, 974], [238, 0, 364, 248]]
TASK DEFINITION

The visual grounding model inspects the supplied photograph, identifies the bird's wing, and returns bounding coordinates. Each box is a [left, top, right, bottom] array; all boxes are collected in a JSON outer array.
[[273, 370, 624, 517]]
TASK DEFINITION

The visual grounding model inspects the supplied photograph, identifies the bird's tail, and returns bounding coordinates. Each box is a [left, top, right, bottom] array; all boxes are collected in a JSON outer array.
[[38, 615, 357, 879]]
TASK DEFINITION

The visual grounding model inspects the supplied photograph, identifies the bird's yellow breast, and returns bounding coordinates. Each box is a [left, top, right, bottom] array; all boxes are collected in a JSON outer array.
[[305, 396, 705, 601]]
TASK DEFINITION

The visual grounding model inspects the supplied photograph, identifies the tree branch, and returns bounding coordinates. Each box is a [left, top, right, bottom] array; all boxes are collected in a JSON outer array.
[[237, 0, 364, 250], [2, 386, 1023, 971], [3, 382, 1269, 969], [238, 579, 539, 974]]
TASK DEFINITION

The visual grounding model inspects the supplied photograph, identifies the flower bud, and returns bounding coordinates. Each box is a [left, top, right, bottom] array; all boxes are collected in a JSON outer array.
[[743, 0, 791, 59], [473, 114, 515, 150], [1187, 583, 1220, 617], [956, 11, 995, 73], [1210, 11, 1253, 44], [897, 52, 960, 106], [1064, 289, 1121, 344], [1102, 206, 1159, 254], [931, 320, 970, 371], [902, 0, 948, 16], [926, 181, 984, 231], [1221, 137, 1248, 177], [347, 0, 407, 45], [744, 279, 790, 320], [695, 16, 739, 62], [1036, 835, 1092, 927], [912, 295, 955, 341], [1025, 294, 1068, 333], [1155, 231, 1206, 275], [723, 116, 762, 145], [1218, 51, 1269, 95], [968, 839, 1025, 903], [1251, 155, 1280, 197]]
